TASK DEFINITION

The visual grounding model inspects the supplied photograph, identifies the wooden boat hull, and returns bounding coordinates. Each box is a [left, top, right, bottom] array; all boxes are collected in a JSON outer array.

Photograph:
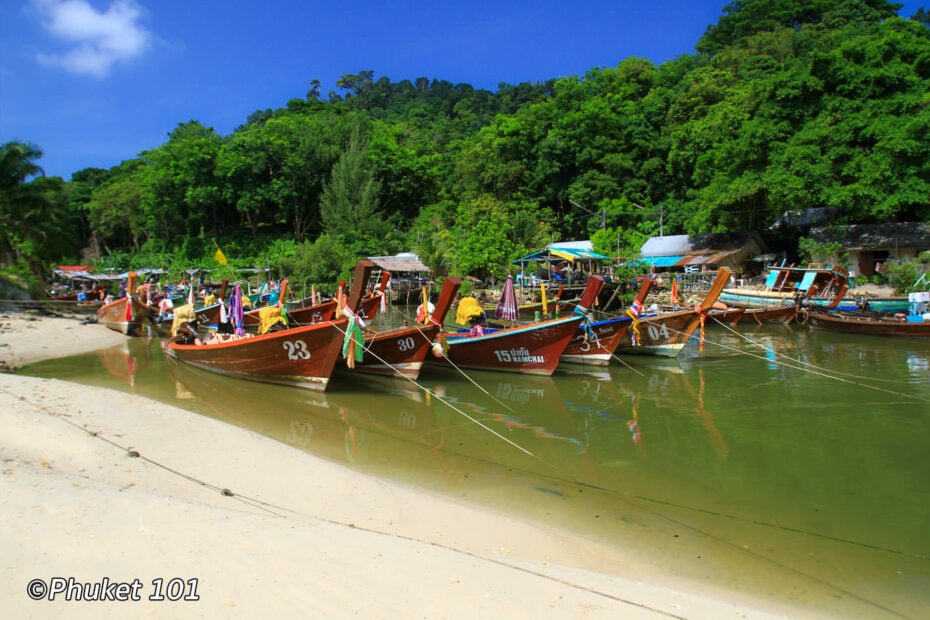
[[805, 311, 930, 337], [434, 314, 584, 375], [708, 307, 746, 325], [615, 310, 704, 357], [152, 302, 225, 336], [719, 289, 857, 311], [266, 300, 336, 328], [339, 323, 441, 379], [163, 319, 347, 391], [617, 267, 732, 357], [560, 315, 632, 366], [738, 305, 798, 325], [96, 297, 149, 336], [861, 296, 910, 315]]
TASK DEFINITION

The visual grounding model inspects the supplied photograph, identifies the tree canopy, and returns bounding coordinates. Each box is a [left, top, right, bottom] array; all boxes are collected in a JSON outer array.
[[4, 0, 929, 288]]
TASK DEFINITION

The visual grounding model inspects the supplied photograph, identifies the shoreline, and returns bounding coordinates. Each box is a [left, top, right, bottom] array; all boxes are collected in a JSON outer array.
[[1, 309, 829, 618]]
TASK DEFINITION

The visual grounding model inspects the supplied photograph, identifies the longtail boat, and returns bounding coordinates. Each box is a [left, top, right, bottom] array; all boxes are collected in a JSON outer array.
[[95, 272, 149, 336], [804, 292, 930, 337], [719, 265, 855, 310], [429, 276, 604, 376], [337, 261, 462, 380], [162, 319, 347, 390], [733, 305, 798, 326], [242, 265, 387, 331], [616, 267, 732, 357], [162, 267, 385, 390], [559, 277, 654, 366]]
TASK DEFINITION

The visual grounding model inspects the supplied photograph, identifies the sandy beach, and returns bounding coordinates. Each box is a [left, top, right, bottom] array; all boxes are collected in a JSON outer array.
[[0, 308, 828, 619]]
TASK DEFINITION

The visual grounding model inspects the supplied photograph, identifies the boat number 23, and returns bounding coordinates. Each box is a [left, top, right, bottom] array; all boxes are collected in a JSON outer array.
[[283, 340, 312, 360]]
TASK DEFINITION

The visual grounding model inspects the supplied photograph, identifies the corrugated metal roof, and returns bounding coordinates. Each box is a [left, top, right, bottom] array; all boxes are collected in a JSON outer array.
[[679, 251, 737, 266], [367, 255, 431, 273]]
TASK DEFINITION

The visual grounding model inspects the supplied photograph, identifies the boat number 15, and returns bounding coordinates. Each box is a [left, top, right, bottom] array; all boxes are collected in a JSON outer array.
[[283, 340, 311, 360]]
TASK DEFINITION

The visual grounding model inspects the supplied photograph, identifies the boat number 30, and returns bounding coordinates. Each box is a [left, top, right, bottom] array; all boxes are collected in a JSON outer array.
[[283, 340, 312, 360], [396, 337, 416, 352]]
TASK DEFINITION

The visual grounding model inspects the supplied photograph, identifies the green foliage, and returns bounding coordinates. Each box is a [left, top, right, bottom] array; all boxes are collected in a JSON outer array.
[[11, 4, 926, 292], [282, 234, 354, 297], [883, 258, 928, 294], [0, 141, 76, 278], [452, 195, 519, 279], [798, 236, 848, 266], [320, 124, 384, 251]]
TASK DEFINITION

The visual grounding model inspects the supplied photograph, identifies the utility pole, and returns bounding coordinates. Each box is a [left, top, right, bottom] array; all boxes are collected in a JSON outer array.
[[569, 199, 605, 229], [631, 201, 663, 237]]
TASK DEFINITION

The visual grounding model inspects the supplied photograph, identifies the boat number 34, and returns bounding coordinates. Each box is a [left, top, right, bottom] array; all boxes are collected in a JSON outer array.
[[283, 340, 312, 360]]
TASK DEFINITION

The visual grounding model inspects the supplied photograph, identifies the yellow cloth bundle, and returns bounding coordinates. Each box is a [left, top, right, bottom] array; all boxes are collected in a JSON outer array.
[[455, 297, 485, 325], [171, 303, 196, 337], [258, 306, 287, 335]]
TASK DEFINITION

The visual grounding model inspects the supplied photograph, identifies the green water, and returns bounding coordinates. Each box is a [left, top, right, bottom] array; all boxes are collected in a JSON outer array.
[[20, 312, 930, 619]]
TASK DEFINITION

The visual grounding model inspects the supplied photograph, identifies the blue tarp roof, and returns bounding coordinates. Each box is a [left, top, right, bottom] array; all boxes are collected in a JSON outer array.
[[641, 255, 686, 267]]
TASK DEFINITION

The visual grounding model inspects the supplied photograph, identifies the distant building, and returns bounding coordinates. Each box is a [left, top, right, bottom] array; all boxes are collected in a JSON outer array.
[[637, 232, 767, 275], [807, 222, 930, 278]]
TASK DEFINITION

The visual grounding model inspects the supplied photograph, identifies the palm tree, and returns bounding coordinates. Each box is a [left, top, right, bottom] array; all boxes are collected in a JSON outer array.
[[0, 141, 70, 276]]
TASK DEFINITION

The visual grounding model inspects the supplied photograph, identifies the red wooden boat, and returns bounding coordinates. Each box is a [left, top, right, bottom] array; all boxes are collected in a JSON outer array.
[[95, 272, 149, 336], [735, 305, 798, 326], [559, 277, 654, 366], [337, 262, 462, 379], [163, 318, 347, 391], [804, 293, 930, 337], [707, 306, 746, 325], [162, 267, 380, 391], [242, 268, 386, 331], [153, 301, 225, 336], [429, 276, 604, 375], [805, 310, 930, 337], [615, 267, 732, 358]]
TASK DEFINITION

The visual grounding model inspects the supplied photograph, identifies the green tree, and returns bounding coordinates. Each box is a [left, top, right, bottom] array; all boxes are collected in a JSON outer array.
[[0, 141, 73, 279], [319, 125, 384, 253], [451, 195, 518, 279], [83, 160, 147, 252], [141, 121, 225, 244]]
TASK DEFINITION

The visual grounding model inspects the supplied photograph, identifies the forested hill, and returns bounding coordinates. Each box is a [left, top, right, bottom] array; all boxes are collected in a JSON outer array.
[[3, 0, 930, 290]]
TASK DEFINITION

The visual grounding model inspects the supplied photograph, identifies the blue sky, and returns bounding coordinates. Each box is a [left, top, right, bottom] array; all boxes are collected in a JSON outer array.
[[0, 1, 925, 180]]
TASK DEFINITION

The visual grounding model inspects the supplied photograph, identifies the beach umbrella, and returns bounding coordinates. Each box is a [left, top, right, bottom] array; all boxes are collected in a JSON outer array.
[[495, 275, 519, 321], [231, 284, 245, 335]]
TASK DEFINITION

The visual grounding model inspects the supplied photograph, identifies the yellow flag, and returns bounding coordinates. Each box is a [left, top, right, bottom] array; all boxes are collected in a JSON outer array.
[[214, 247, 227, 265]]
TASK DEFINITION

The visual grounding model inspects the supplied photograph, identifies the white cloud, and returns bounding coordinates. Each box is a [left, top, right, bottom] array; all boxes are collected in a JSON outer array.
[[33, 0, 153, 78]]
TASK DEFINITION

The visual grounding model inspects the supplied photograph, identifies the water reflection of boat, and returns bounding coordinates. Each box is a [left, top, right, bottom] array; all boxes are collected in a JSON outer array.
[[166, 359, 457, 470], [97, 342, 139, 386]]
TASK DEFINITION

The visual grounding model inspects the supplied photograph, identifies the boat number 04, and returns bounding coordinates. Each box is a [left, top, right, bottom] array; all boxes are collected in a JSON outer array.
[[646, 323, 670, 341], [283, 340, 312, 360]]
